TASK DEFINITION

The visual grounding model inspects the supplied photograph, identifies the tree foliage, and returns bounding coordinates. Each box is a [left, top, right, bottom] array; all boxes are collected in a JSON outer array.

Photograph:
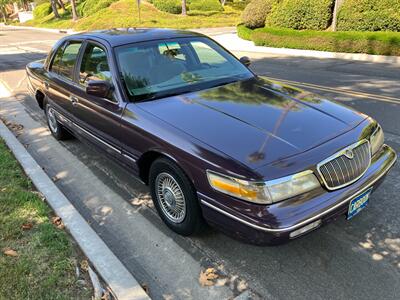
[[33, 2, 52, 19]]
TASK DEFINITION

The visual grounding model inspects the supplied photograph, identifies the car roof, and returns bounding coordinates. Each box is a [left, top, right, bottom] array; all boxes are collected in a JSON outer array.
[[71, 28, 206, 47]]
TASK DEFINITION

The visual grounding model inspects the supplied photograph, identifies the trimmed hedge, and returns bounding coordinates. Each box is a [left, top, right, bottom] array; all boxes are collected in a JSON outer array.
[[237, 24, 400, 56], [266, 0, 333, 30], [241, 0, 275, 29], [189, 0, 223, 12], [337, 0, 400, 32], [33, 3, 52, 19], [80, 0, 117, 17], [153, 0, 182, 14]]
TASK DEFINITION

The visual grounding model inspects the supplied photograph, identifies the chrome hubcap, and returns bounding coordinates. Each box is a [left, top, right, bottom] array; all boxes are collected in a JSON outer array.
[[47, 107, 58, 133], [155, 172, 186, 223]]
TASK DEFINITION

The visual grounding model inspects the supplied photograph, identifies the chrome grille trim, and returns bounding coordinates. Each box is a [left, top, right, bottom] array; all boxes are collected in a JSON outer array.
[[317, 140, 371, 190]]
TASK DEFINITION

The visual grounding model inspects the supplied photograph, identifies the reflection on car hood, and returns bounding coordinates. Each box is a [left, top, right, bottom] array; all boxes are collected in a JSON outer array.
[[138, 77, 367, 169]]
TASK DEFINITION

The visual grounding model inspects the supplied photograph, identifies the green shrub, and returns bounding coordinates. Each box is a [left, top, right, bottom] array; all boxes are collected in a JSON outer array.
[[33, 3, 52, 19], [237, 24, 253, 40], [241, 0, 275, 29], [266, 0, 333, 30], [153, 0, 182, 14], [189, 0, 222, 12], [237, 24, 400, 56], [337, 0, 400, 32], [80, 0, 117, 17]]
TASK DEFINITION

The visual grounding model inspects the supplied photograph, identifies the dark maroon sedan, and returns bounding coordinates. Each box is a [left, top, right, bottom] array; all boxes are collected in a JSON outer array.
[[26, 29, 397, 245]]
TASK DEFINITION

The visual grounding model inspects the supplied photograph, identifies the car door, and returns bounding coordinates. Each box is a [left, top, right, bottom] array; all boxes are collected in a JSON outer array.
[[45, 40, 84, 122], [71, 40, 126, 158]]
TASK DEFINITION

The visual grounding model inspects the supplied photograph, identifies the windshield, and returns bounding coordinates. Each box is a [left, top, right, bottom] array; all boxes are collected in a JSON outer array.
[[115, 36, 254, 101]]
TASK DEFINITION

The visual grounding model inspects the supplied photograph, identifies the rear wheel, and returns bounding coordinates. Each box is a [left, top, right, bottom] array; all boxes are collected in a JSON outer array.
[[45, 104, 70, 140], [149, 157, 205, 235]]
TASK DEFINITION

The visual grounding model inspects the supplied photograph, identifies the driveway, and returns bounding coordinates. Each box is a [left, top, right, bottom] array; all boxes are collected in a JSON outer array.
[[1, 27, 399, 300]]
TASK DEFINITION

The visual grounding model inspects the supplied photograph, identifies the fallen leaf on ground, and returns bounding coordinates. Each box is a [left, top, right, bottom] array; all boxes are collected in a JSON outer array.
[[237, 279, 248, 292], [21, 223, 33, 230], [3, 248, 18, 257], [80, 259, 89, 272], [199, 267, 219, 287], [5, 121, 24, 132], [1, 188, 7, 192], [130, 194, 153, 208], [32, 191, 45, 201], [52, 175, 59, 182], [141, 283, 149, 294], [52, 216, 65, 229]]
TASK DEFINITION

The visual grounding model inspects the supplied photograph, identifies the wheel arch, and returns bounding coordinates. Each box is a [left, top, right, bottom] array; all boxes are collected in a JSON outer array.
[[137, 150, 195, 186], [34, 88, 46, 110]]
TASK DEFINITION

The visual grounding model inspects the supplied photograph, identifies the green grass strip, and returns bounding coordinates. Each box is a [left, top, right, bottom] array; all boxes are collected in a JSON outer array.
[[0, 139, 91, 299]]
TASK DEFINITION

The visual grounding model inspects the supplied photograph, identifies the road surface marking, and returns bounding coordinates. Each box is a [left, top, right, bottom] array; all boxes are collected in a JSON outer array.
[[267, 76, 400, 104]]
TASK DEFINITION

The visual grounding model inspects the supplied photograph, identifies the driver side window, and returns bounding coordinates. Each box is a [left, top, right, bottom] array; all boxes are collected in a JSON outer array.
[[79, 43, 112, 86]]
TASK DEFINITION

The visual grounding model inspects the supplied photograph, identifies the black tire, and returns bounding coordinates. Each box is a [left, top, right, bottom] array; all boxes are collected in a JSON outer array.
[[149, 157, 205, 236], [45, 104, 70, 140]]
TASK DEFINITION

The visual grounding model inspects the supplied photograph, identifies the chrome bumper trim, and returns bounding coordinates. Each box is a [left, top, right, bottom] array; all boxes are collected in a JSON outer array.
[[201, 145, 397, 234]]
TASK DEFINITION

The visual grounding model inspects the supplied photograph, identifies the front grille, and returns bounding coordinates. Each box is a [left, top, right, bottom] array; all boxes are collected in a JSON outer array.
[[318, 140, 371, 190]]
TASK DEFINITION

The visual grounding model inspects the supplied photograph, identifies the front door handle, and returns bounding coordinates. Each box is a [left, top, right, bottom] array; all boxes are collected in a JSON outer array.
[[69, 96, 79, 106], [44, 81, 50, 90]]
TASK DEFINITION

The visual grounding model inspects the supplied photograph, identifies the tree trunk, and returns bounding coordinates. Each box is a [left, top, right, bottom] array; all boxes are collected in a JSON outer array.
[[70, 0, 78, 21], [137, 0, 141, 23], [1, 9, 6, 24], [58, 0, 66, 11], [332, 0, 344, 31], [182, 0, 186, 16], [51, 0, 60, 18]]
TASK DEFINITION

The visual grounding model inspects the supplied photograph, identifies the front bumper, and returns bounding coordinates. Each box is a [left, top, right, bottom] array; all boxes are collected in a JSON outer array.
[[199, 144, 397, 245]]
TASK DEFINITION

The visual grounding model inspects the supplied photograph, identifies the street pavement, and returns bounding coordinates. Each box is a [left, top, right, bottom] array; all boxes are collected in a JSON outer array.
[[1, 27, 400, 300]]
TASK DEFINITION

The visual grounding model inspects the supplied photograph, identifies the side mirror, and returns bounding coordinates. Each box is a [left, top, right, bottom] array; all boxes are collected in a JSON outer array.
[[86, 80, 113, 99], [240, 56, 251, 67]]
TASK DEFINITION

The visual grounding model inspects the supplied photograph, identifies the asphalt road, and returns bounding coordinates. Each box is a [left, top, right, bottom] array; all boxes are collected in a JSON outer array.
[[1, 27, 399, 300]]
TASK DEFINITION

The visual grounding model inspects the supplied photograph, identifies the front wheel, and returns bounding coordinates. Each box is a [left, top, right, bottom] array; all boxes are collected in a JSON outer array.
[[149, 158, 205, 236]]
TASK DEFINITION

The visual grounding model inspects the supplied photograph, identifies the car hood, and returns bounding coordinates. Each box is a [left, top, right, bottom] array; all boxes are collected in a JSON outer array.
[[138, 77, 367, 170]]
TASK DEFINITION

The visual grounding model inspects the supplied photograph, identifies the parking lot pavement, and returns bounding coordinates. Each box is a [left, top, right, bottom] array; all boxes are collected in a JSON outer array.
[[1, 27, 400, 300]]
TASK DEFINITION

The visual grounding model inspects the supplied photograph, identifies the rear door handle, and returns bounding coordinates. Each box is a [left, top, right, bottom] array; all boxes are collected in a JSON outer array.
[[69, 96, 79, 106]]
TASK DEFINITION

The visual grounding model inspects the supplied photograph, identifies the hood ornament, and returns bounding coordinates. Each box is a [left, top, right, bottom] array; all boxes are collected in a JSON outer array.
[[344, 149, 354, 159]]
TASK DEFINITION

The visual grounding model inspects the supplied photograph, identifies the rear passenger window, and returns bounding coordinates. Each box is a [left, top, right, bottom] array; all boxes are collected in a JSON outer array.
[[51, 42, 82, 80], [51, 44, 65, 75]]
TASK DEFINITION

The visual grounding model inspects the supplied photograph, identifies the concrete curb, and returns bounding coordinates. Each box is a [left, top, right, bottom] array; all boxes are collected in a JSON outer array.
[[0, 24, 75, 34], [0, 97, 149, 299]]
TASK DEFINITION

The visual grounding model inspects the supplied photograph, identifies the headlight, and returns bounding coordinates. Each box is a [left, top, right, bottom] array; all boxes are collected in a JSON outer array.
[[207, 170, 320, 204], [370, 125, 384, 155]]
